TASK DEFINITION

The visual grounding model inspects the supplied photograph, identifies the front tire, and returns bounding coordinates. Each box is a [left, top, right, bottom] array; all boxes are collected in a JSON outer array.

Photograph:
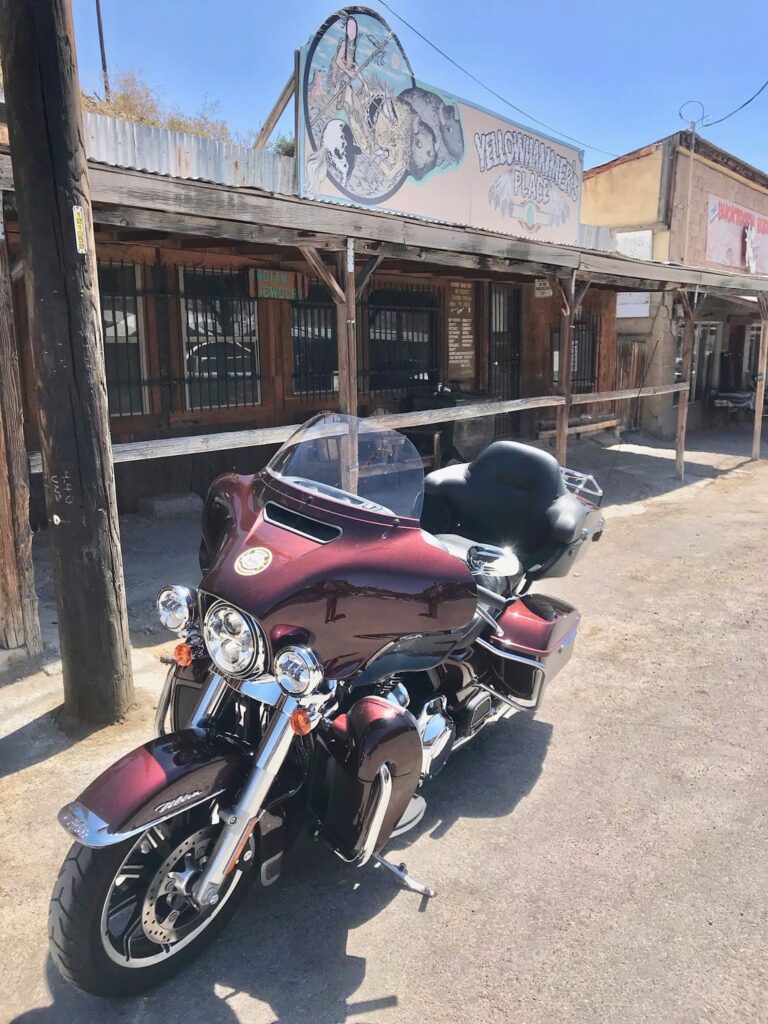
[[49, 813, 250, 997]]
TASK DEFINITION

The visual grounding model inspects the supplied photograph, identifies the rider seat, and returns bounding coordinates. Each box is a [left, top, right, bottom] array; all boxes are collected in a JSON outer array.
[[420, 441, 598, 579]]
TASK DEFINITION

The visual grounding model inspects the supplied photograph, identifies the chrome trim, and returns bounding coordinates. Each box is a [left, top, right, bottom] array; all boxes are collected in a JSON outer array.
[[561, 466, 603, 500], [187, 671, 229, 729], [156, 585, 197, 634], [452, 701, 517, 751], [354, 763, 392, 867], [154, 665, 175, 736], [204, 600, 267, 679], [57, 790, 227, 849], [475, 637, 548, 710], [192, 695, 298, 906]]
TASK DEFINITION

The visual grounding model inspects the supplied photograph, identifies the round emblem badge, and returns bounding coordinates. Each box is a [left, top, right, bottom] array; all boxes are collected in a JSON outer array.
[[234, 546, 273, 576]]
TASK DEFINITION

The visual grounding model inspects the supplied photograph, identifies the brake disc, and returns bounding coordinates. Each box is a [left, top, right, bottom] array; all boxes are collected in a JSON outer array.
[[141, 825, 217, 945]]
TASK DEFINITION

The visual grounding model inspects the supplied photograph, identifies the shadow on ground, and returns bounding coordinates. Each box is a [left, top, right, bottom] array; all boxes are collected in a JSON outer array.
[[11, 713, 551, 1024]]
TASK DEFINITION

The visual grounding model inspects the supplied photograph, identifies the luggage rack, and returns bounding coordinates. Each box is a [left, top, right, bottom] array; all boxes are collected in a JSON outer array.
[[561, 467, 603, 501]]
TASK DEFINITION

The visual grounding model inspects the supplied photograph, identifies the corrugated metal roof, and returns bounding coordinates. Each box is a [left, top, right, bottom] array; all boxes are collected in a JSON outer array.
[[82, 112, 296, 195]]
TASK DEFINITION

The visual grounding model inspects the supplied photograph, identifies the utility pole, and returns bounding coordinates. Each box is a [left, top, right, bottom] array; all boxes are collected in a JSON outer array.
[[0, 0, 134, 722]]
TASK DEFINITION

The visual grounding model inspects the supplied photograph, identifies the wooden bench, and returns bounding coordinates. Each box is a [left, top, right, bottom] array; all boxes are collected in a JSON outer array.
[[538, 417, 622, 440]]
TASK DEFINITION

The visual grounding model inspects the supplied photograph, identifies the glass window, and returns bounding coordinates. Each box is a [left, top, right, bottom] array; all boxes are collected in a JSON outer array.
[[98, 262, 148, 417], [180, 268, 260, 410]]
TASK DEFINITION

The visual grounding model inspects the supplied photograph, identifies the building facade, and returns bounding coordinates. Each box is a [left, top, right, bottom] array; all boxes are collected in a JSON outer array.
[[583, 132, 768, 434]]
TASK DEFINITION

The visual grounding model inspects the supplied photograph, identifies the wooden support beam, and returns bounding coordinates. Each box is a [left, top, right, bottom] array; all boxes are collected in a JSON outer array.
[[0, 209, 41, 654], [355, 253, 383, 302], [299, 246, 345, 304], [253, 73, 295, 150], [676, 291, 696, 480], [342, 239, 358, 418], [752, 295, 768, 461], [573, 279, 591, 316], [1, 0, 133, 722], [95, 206, 346, 252], [554, 271, 576, 466]]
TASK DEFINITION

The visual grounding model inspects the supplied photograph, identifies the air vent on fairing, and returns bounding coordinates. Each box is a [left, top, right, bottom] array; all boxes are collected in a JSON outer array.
[[263, 502, 342, 544]]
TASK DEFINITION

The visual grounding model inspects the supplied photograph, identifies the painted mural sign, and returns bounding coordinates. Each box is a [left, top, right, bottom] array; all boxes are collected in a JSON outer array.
[[298, 6, 583, 243], [706, 194, 768, 275]]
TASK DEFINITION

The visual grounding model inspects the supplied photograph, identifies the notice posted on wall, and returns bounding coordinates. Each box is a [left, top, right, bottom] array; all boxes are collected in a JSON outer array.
[[447, 280, 475, 384]]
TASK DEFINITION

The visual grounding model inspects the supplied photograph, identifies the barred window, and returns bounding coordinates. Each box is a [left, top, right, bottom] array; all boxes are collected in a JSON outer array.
[[179, 267, 260, 411], [290, 285, 338, 400], [365, 287, 440, 395], [98, 262, 148, 416], [551, 313, 600, 393]]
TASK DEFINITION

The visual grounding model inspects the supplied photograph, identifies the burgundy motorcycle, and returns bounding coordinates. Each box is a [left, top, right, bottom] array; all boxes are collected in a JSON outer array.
[[50, 413, 604, 995]]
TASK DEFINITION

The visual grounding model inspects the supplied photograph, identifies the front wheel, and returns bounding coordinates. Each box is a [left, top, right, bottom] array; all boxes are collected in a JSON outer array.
[[49, 810, 250, 997]]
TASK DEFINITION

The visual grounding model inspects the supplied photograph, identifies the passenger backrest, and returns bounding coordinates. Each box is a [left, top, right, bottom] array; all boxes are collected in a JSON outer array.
[[421, 441, 566, 551]]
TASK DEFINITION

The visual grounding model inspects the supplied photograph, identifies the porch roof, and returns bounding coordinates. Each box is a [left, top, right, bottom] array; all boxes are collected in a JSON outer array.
[[2, 145, 768, 298]]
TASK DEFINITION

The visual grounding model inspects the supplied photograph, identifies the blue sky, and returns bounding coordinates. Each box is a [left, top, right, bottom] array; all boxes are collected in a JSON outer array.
[[72, 0, 768, 171]]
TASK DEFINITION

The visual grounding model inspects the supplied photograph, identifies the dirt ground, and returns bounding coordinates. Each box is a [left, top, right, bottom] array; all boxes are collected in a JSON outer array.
[[1, 432, 767, 1023]]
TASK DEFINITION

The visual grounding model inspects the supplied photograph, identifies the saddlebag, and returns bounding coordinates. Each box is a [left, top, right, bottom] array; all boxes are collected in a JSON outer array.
[[309, 697, 422, 862], [477, 593, 581, 708]]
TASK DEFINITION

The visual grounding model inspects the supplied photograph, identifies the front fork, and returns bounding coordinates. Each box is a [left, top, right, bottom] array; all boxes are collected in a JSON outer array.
[[192, 695, 296, 906]]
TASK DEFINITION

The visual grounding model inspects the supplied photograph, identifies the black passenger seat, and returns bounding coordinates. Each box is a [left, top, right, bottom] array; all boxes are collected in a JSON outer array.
[[421, 441, 594, 577]]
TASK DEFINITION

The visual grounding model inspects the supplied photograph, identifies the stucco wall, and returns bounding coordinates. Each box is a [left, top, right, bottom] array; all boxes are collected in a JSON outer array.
[[582, 148, 664, 228], [669, 149, 768, 266]]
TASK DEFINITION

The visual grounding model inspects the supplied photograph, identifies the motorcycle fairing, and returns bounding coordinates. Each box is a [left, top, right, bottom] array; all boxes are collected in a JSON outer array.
[[200, 472, 478, 680], [58, 730, 249, 848]]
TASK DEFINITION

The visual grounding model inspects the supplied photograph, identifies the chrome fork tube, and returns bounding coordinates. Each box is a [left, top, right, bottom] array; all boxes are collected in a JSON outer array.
[[188, 671, 229, 730], [192, 695, 296, 907]]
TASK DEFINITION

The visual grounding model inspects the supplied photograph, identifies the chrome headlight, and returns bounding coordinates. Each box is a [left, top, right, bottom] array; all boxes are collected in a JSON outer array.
[[157, 585, 197, 633], [274, 645, 323, 695], [203, 601, 265, 678]]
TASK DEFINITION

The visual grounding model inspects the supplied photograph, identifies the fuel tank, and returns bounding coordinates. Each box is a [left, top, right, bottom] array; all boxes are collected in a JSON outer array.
[[199, 471, 477, 680]]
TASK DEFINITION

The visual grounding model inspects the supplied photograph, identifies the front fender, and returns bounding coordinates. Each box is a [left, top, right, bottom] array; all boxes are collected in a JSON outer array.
[[58, 729, 249, 848]]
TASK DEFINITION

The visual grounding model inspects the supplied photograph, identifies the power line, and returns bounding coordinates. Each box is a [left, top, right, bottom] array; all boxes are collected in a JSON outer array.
[[373, 0, 618, 158], [704, 76, 768, 128]]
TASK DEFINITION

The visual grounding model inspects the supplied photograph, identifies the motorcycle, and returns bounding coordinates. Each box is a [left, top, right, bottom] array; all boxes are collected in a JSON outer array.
[[50, 412, 604, 996]]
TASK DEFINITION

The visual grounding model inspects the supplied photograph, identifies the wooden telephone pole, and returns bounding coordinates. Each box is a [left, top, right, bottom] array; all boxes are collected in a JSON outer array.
[[0, 0, 134, 722]]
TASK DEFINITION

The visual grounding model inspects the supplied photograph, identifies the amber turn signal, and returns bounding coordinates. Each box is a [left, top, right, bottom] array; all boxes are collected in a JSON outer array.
[[174, 642, 194, 667], [290, 707, 313, 736]]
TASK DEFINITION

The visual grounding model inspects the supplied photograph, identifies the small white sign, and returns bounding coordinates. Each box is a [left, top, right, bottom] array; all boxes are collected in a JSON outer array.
[[616, 229, 652, 318], [535, 278, 553, 299], [72, 205, 87, 255]]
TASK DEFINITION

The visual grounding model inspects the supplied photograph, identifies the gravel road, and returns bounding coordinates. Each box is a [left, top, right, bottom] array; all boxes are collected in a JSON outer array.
[[2, 461, 767, 1024]]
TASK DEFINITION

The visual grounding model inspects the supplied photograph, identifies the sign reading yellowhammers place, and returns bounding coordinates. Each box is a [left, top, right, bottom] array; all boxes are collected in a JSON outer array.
[[298, 6, 583, 244]]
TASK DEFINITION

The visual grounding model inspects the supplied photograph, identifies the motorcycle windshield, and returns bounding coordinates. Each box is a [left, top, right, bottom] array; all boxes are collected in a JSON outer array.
[[265, 413, 425, 520]]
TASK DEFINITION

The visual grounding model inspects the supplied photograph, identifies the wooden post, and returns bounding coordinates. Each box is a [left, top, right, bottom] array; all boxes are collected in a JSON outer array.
[[549, 273, 576, 466], [0, 0, 133, 722], [343, 239, 358, 418], [752, 295, 768, 461], [675, 291, 695, 480], [0, 208, 42, 654], [253, 73, 296, 150]]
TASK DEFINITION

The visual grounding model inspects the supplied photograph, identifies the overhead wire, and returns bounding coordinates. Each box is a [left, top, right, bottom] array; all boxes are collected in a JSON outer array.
[[704, 77, 768, 128], [373, 0, 618, 158]]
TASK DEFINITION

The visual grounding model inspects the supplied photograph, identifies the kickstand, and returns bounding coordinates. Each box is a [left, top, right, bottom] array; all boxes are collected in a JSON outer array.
[[373, 853, 437, 899]]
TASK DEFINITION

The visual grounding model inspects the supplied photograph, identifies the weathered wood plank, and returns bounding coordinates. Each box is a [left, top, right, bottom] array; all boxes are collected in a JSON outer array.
[[570, 382, 689, 405], [27, 395, 567, 473], [538, 417, 622, 440], [253, 73, 295, 150], [0, 212, 41, 654], [676, 312, 695, 479], [752, 299, 768, 460]]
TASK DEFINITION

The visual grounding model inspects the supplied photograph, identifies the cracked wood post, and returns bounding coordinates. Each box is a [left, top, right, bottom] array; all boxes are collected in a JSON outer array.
[[549, 273, 576, 467], [0, 205, 42, 655], [0, 0, 133, 721], [675, 291, 695, 480], [752, 296, 768, 461]]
